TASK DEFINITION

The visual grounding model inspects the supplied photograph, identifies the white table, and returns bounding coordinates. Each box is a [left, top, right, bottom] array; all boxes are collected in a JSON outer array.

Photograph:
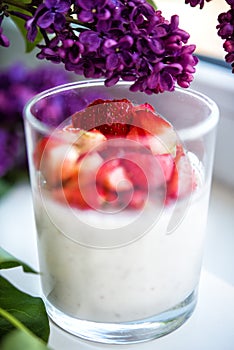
[[0, 179, 234, 350]]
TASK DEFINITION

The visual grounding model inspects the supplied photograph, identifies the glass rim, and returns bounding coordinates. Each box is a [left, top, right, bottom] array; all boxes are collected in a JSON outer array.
[[23, 79, 219, 140]]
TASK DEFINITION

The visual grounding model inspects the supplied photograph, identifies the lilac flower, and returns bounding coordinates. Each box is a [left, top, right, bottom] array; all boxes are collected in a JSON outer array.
[[103, 35, 134, 71], [53, 1, 197, 94], [217, 4, 234, 72], [185, 0, 212, 9], [37, 0, 71, 31], [0, 129, 20, 177], [25, 4, 45, 42], [4, 0, 198, 94], [0, 63, 72, 177], [59, 38, 84, 64], [76, 0, 112, 23], [79, 31, 102, 52]]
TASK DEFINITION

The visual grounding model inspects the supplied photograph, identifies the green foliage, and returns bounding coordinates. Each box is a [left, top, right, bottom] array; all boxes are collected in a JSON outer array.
[[0, 248, 50, 349], [1, 329, 50, 350]]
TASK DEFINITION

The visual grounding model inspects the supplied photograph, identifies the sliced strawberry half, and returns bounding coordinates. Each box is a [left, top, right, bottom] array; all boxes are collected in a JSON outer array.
[[96, 159, 132, 193], [34, 127, 106, 188], [34, 136, 79, 188], [72, 98, 134, 137], [121, 152, 174, 191], [130, 105, 177, 155], [166, 146, 197, 202], [52, 152, 105, 210]]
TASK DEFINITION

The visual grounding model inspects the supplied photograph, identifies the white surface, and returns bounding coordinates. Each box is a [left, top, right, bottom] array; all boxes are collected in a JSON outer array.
[[0, 179, 234, 350]]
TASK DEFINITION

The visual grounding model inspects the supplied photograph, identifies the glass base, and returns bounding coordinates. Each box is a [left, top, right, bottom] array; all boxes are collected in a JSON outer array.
[[45, 289, 197, 344]]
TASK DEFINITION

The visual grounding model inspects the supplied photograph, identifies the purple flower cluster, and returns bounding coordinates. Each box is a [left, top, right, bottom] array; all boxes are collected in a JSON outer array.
[[185, 0, 212, 9], [0, 62, 72, 177], [0, 0, 198, 94], [217, 0, 234, 72], [25, 0, 198, 94]]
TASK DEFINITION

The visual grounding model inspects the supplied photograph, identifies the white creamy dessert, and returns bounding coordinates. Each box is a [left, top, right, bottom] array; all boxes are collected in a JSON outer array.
[[32, 99, 209, 323], [33, 163, 208, 323]]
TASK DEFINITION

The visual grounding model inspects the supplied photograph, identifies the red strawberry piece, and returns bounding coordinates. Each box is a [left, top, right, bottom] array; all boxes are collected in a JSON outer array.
[[166, 146, 196, 202], [122, 152, 172, 190], [156, 153, 175, 182], [128, 190, 147, 209], [34, 126, 106, 189], [72, 98, 134, 137], [96, 159, 132, 193], [135, 102, 155, 112], [126, 126, 166, 154], [34, 136, 79, 188], [61, 126, 106, 153], [53, 153, 105, 209], [52, 185, 91, 209], [130, 105, 177, 155], [54, 184, 102, 210]]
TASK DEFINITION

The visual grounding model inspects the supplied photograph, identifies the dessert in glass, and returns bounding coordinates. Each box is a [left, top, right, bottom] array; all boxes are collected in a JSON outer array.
[[23, 80, 219, 344]]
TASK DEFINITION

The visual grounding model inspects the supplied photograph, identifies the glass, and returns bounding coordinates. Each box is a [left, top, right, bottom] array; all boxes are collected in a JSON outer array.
[[23, 80, 219, 344]]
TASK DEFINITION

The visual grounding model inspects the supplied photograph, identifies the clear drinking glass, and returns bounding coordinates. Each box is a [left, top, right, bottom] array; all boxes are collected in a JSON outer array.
[[23, 80, 219, 344]]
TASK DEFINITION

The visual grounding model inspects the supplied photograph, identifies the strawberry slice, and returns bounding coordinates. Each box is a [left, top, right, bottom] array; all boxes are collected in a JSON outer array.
[[96, 159, 132, 193], [128, 190, 148, 209], [72, 98, 134, 137], [166, 146, 197, 202], [53, 181, 103, 210], [61, 126, 106, 153], [34, 128, 106, 188], [121, 152, 174, 190], [130, 105, 177, 155], [34, 136, 79, 187], [126, 126, 169, 155], [52, 152, 105, 209]]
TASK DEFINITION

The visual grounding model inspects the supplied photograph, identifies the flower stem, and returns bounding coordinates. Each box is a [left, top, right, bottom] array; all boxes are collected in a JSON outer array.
[[0, 307, 32, 336]]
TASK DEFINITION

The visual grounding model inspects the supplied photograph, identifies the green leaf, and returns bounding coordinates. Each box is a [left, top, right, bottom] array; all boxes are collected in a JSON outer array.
[[147, 0, 157, 10], [0, 276, 50, 342], [0, 247, 37, 273], [1, 329, 50, 350]]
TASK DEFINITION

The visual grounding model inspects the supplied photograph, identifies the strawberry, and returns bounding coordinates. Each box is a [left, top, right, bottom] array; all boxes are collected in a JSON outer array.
[[52, 185, 91, 209], [34, 136, 79, 187], [61, 126, 106, 153], [128, 190, 147, 209], [34, 127, 106, 188], [96, 159, 132, 193], [126, 126, 168, 154], [72, 98, 134, 137], [121, 152, 174, 190], [130, 105, 177, 155], [166, 146, 197, 202], [53, 181, 103, 209]]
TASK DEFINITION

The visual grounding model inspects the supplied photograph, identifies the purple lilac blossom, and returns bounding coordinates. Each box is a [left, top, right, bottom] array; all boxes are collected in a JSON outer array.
[[217, 1, 234, 72], [23, 0, 198, 94], [0, 129, 20, 177], [185, 0, 212, 9], [0, 63, 72, 177]]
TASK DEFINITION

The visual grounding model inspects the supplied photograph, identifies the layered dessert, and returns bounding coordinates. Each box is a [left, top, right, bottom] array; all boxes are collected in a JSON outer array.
[[33, 99, 209, 322]]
